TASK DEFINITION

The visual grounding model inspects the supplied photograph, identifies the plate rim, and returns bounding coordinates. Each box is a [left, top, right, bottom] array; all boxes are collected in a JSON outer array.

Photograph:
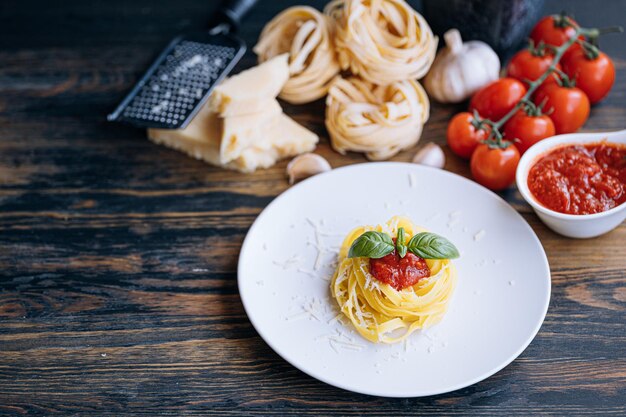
[[238, 162, 551, 397]]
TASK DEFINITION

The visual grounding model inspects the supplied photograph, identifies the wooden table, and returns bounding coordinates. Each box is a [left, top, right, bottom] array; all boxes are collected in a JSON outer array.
[[1, 0, 625, 415]]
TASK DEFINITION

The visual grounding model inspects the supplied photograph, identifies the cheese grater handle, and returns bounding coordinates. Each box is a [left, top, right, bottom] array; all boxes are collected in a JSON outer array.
[[210, 0, 258, 32]]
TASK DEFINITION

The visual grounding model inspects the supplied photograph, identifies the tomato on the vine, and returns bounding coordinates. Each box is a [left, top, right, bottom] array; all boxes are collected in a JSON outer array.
[[562, 41, 583, 63], [447, 112, 489, 159], [530, 14, 580, 47], [470, 142, 520, 191], [503, 107, 555, 154], [561, 47, 615, 104], [469, 78, 527, 121], [506, 48, 560, 88], [534, 80, 590, 134]]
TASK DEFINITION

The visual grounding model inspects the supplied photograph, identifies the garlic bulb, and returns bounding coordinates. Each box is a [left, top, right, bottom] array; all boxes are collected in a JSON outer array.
[[254, 7, 340, 104], [424, 29, 500, 103], [287, 153, 331, 184], [412, 142, 445, 169]]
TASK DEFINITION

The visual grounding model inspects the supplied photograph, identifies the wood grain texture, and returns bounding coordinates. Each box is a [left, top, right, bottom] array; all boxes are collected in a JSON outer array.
[[0, 0, 625, 415]]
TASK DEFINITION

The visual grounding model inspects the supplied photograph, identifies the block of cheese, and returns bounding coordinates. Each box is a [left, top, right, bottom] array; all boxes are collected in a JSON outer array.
[[220, 100, 282, 163], [148, 97, 223, 166], [148, 112, 317, 173], [147, 53, 318, 173], [148, 99, 282, 165], [228, 114, 318, 172], [209, 54, 289, 116]]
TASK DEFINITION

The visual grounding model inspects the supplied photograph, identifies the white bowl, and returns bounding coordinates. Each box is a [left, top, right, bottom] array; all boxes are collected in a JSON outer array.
[[516, 129, 626, 239]]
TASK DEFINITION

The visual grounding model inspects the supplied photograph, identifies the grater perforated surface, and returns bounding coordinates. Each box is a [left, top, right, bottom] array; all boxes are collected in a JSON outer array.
[[109, 35, 244, 129]]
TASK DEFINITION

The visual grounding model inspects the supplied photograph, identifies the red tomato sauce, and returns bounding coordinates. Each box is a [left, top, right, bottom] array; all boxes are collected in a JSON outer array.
[[527, 142, 626, 215], [369, 250, 430, 291]]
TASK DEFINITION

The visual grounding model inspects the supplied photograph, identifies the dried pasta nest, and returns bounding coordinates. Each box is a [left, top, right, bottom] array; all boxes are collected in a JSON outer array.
[[254, 6, 341, 104], [325, 75, 430, 160], [325, 0, 438, 85]]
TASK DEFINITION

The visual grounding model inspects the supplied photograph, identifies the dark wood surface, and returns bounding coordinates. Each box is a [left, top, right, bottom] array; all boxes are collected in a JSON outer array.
[[1, 0, 625, 415]]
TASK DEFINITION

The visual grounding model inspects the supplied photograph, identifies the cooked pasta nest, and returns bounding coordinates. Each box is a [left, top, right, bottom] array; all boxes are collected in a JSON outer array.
[[331, 216, 457, 344]]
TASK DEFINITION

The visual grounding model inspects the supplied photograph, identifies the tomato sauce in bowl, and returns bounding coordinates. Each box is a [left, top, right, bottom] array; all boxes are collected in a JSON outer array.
[[527, 142, 626, 215]]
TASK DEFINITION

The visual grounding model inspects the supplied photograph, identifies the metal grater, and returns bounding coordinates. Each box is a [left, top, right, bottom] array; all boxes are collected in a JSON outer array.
[[108, 0, 257, 130]]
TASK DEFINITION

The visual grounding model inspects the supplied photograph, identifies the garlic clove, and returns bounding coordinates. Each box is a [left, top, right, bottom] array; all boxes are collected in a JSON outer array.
[[412, 143, 445, 169], [286, 153, 331, 184]]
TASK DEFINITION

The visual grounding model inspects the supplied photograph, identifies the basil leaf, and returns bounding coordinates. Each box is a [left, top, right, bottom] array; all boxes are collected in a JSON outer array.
[[396, 227, 407, 258], [348, 231, 394, 259], [397, 228, 406, 246], [407, 232, 460, 259]]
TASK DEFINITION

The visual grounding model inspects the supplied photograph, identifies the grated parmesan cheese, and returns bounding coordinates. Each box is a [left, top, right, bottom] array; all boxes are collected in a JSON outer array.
[[297, 267, 320, 279], [447, 217, 460, 228], [285, 312, 309, 322], [306, 217, 327, 271], [151, 100, 169, 114], [317, 329, 365, 352], [328, 340, 340, 353], [327, 313, 342, 325], [474, 229, 486, 242], [273, 254, 304, 269]]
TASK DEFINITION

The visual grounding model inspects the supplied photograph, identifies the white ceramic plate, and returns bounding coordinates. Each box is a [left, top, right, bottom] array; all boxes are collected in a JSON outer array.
[[238, 162, 550, 397]]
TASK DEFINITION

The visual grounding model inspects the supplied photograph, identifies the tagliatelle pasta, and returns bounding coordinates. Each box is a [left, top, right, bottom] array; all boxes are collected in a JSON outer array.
[[254, 6, 341, 104], [325, 75, 429, 160], [325, 0, 438, 85], [331, 216, 457, 344]]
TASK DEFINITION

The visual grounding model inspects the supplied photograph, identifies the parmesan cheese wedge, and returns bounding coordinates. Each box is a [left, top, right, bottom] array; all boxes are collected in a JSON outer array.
[[148, 113, 317, 173], [220, 99, 282, 163], [147, 53, 318, 173], [209, 54, 290, 116], [148, 100, 223, 166]]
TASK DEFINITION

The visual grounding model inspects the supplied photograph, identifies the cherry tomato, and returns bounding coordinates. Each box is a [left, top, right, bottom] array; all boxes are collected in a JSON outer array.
[[503, 110, 555, 154], [470, 143, 520, 191], [447, 112, 490, 159], [469, 78, 527, 121], [562, 41, 583, 64], [506, 49, 561, 87], [534, 82, 590, 134], [561, 48, 615, 104], [530, 15, 580, 47]]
